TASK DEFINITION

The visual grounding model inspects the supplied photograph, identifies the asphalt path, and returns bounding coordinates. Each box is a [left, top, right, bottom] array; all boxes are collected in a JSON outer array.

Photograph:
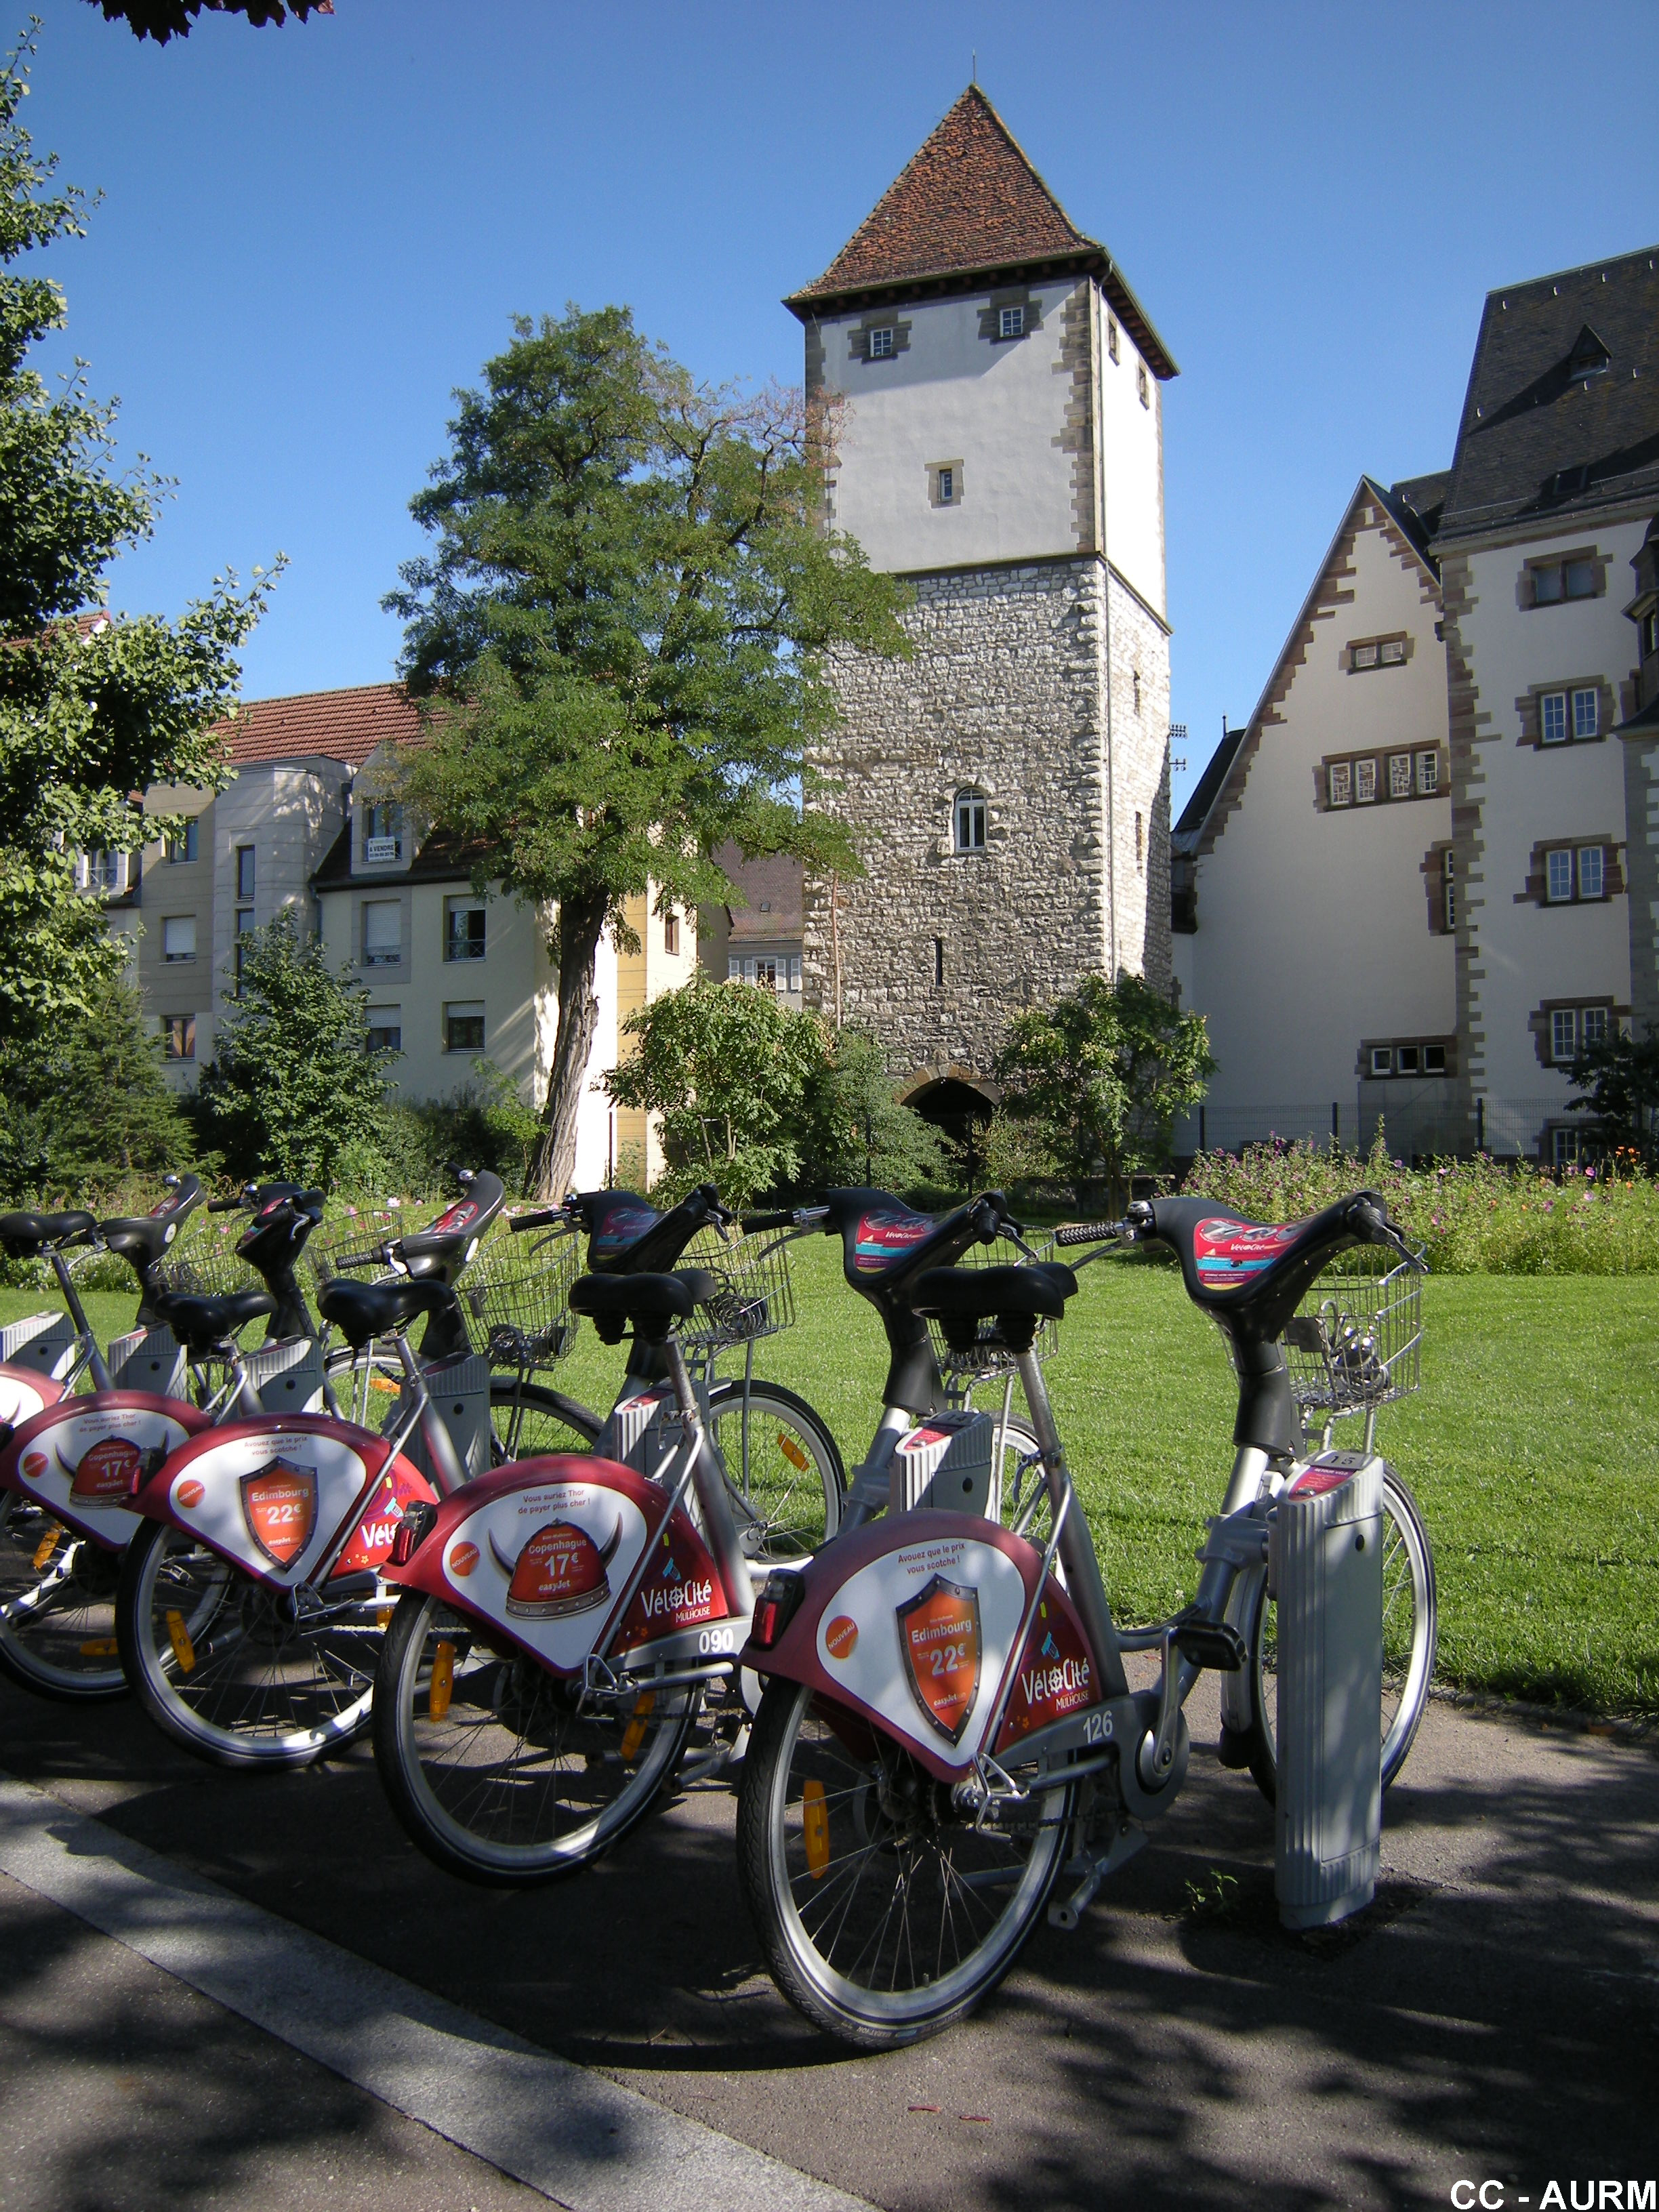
[[0, 1670, 1654, 2211]]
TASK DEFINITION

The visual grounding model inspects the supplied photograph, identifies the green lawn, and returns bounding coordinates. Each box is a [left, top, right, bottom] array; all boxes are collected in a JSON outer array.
[[7, 1247, 1656, 1714]]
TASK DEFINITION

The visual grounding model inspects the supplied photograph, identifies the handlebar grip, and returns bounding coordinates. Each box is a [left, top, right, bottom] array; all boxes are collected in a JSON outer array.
[[740, 1209, 797, 1233], [510, 1207, 565, 1233], [1054, 1220, 1121, 1246], [207, 1195, 243, 1214], [333, 1247, 384, 1271]]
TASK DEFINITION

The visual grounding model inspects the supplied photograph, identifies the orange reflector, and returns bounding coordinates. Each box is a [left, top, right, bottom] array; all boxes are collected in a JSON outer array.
[[79, 1637, 119, 1659], [777, 1432, 809, 1473], [377, 1605, 394, 1630], [428, 1639, 454, 1721], [368, 1374, 400, 1397], [621, 1689, 656, 1762], [165, 1609, 196, 1675], [803, 1778, 829, 1879], [31, 1528, 61, 1572]]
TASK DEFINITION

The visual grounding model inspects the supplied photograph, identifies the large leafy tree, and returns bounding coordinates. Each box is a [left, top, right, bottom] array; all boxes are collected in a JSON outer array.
[[87, 2, 331, 40], [0, 974, 192, 1200], [995, 971, 1216, 1210], [1568, 1023, 1659, 1162], [797, 1027, 950, 1195], [193, 916, 397, 1187], [0, 33, 270, 1047], [388, 306, 908, 1195]]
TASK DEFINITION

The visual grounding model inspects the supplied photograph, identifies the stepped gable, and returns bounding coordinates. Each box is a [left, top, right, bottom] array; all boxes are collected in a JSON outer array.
[[787, 86, 1176, 380], [219, 681, 420, 769]]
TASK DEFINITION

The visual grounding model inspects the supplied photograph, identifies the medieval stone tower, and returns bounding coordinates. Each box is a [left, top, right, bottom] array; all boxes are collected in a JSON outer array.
[[789, 87, 1176, 1120]]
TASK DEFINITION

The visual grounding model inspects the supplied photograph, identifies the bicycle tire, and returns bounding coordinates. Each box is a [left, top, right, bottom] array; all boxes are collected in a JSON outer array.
[[115, 1517, 378, 1769], [486, 1376, 601, 1462], [1246, 1468, 1437, 1803], [736, 1676, 1072, 2050], [701, 1377, 844, 1564], [371, 1589, 699, 1885], [0, 1495, 127, 1703]]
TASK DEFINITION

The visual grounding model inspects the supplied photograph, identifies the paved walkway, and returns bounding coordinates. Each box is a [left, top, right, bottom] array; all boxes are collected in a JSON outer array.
[[0, 1677, 1652, 2211]]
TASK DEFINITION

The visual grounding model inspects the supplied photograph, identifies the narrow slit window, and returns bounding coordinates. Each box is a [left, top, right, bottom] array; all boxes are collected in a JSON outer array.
[[934, 937, 945, 987], [235, 846, 255, 901], [163, 1015, 195, 1061], [1416, 751, 1439, 795], [663, 910, 680, 956], [1389, 753, 1413, 800], [1355, 758, 1378, 804], [954, 787, 987, 852], [1107, 316, 1120, 363], [1327, 760, 1352, 807], [1443, 851, 1457, 932]]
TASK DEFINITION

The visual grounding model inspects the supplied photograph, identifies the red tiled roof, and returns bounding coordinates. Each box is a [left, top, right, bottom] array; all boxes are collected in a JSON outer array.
[[220, 682, 419, 769], [786, 86, 1176, 380]]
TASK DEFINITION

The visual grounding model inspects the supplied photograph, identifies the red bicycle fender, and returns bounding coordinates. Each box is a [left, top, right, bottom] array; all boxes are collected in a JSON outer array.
[[0, 1391, 216, 1551], [740, 1511, 1105, 1783], [0, 1360, 65, 1433]]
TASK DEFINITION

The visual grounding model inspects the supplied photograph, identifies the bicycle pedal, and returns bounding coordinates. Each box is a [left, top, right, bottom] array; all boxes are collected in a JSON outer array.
[[1172, 1616, 1248, 1673]]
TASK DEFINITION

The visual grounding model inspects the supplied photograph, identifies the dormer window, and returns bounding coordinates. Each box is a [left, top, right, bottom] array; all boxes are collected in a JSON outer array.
[[1568, 323, 1610, 380], [868, 327, 894, 359], [998, 305, 1024, 340], [954, 787, 988, 853], [363, 802, 403, 865]]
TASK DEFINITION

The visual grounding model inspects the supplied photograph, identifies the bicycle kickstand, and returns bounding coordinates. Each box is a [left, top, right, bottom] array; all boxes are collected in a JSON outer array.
[[1048, 1817, 1147, 1931]]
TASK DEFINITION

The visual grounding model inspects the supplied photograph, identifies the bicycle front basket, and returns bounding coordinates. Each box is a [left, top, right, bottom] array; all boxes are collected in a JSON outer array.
[[1282, 1246, 1423, 1415], [457, 1229, 581, 1370], [924, 1231, 1059, 1380], [680, 1229, 796, 1353]]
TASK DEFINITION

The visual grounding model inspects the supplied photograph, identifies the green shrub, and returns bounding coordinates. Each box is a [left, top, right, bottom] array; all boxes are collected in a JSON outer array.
[[1184, 1132, 1659, 1274]]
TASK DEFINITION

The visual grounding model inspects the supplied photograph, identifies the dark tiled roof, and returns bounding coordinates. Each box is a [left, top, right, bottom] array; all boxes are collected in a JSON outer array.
[[1173, 723, 1246, 846], [785, 86, 1176, 380], [1616, 694, 1659, 737], [711, 843, 804, 939], [1437, 247, 1659, 546], [310, 821, 484, 893], [221, 682, 419, 769], [1380, 470, 1452, 564]]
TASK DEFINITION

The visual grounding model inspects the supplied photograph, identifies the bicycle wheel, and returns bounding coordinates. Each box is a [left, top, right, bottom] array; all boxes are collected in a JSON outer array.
[[1247, 1469, 1437, 1802], [487, 1376, 600, 1464], [115, 1519, 379, 1769], [737, 1677, 1072, 2050], [0, 1495, 126, 1702], [703, 1378, 844, 1563], [371, 1589, 699, 1885]]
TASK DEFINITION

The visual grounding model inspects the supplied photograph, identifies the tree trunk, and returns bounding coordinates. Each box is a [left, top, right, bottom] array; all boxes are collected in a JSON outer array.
[[529, 890, 610, 1199]]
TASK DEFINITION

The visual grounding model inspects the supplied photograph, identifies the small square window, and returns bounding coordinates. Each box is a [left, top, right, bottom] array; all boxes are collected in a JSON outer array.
[[1396, 1044, 1420, 1074], [162, 914, 196, 962], [1551, 1126, 1581, 1167], [167, 821, 199, 864], [367, 1012, 402, 1054], [1389, 753, 1413, 800], [1533, 565, 1565, 605], [1136, 363, 1149, 407], [1572, 687, 1599, 739], [1351, 642, 1378, 671], [1416, 751, 1439, 795], [1578, 845, 1605, 900], [235, 846, 255, 901], [1582, 1005, 1610, 1048], [1355, 758, 1378, 804], [1379, 637, 1406, 665], [162, 1014, 195, 1062], [1423, 1043, 1448, 1074], [1326, 760, 1352, 807], [444, 897, 487, 962], [998, 305, 1024, 339], [1547, 848, 1573, 902], [663, 911, 680, 956], [1565, 558, 1597, 599], [1370, 1046, 1393, 1078], [444, 1002, 485, 1053], [868, 327, 894, 360], [1551, 1007, 1578, 1062], [1540, 691, 1568, 745]]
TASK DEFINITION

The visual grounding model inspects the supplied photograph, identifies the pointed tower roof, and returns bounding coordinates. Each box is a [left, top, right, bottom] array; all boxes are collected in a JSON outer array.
[[785, 87, 1176, 379]]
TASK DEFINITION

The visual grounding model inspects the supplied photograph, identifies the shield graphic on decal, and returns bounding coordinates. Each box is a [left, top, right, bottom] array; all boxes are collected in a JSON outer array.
[[68, 1435, 143, 1510], [495, 1516, 621, 1619], [897, 1574, 982, 1745], [239, 1458, 319, 1569]]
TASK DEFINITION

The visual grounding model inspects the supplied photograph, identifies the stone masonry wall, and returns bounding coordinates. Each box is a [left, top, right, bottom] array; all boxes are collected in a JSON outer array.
[[804, 556, 1163, 1080], [1105, 569, 1172, 992]]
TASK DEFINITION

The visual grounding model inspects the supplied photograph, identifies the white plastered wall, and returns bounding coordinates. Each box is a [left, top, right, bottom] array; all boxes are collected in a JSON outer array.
[[1187, 513, 1454, 1123], [1096, 292, 1166, 619]]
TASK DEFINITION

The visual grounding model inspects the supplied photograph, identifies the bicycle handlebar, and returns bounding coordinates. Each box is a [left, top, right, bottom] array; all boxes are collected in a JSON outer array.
[[1054, 1218, 1128, 1247], [509, 1204, 571, 1233]]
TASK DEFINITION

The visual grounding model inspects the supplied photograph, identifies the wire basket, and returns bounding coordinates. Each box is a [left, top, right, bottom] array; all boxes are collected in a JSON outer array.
[[925, 1231, 1059, 1380], [304, 1216, 401, 1295], [457, 1229, 582, 1370], [678, 1228, 796, 1352], [155, 1223, 262, 1300], [1282, 1248, 1423, 1415]]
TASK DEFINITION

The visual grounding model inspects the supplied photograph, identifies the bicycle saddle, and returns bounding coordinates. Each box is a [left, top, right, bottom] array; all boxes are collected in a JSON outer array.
[[568, 1269, 717, 1345], [912, 1263, 1079, 1355], [0, 1210, 98, 1258], [319, 1275, 457, 1351], [152, 1286, 276, 1353]]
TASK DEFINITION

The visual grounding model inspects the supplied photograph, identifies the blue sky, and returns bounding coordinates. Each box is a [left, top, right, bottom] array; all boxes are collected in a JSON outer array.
[[25, 0, 1659, 816]]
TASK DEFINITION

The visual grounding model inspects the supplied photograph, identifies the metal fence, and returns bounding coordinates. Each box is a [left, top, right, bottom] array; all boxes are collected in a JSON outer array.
[[1174, 1089, 1610, 1166]]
